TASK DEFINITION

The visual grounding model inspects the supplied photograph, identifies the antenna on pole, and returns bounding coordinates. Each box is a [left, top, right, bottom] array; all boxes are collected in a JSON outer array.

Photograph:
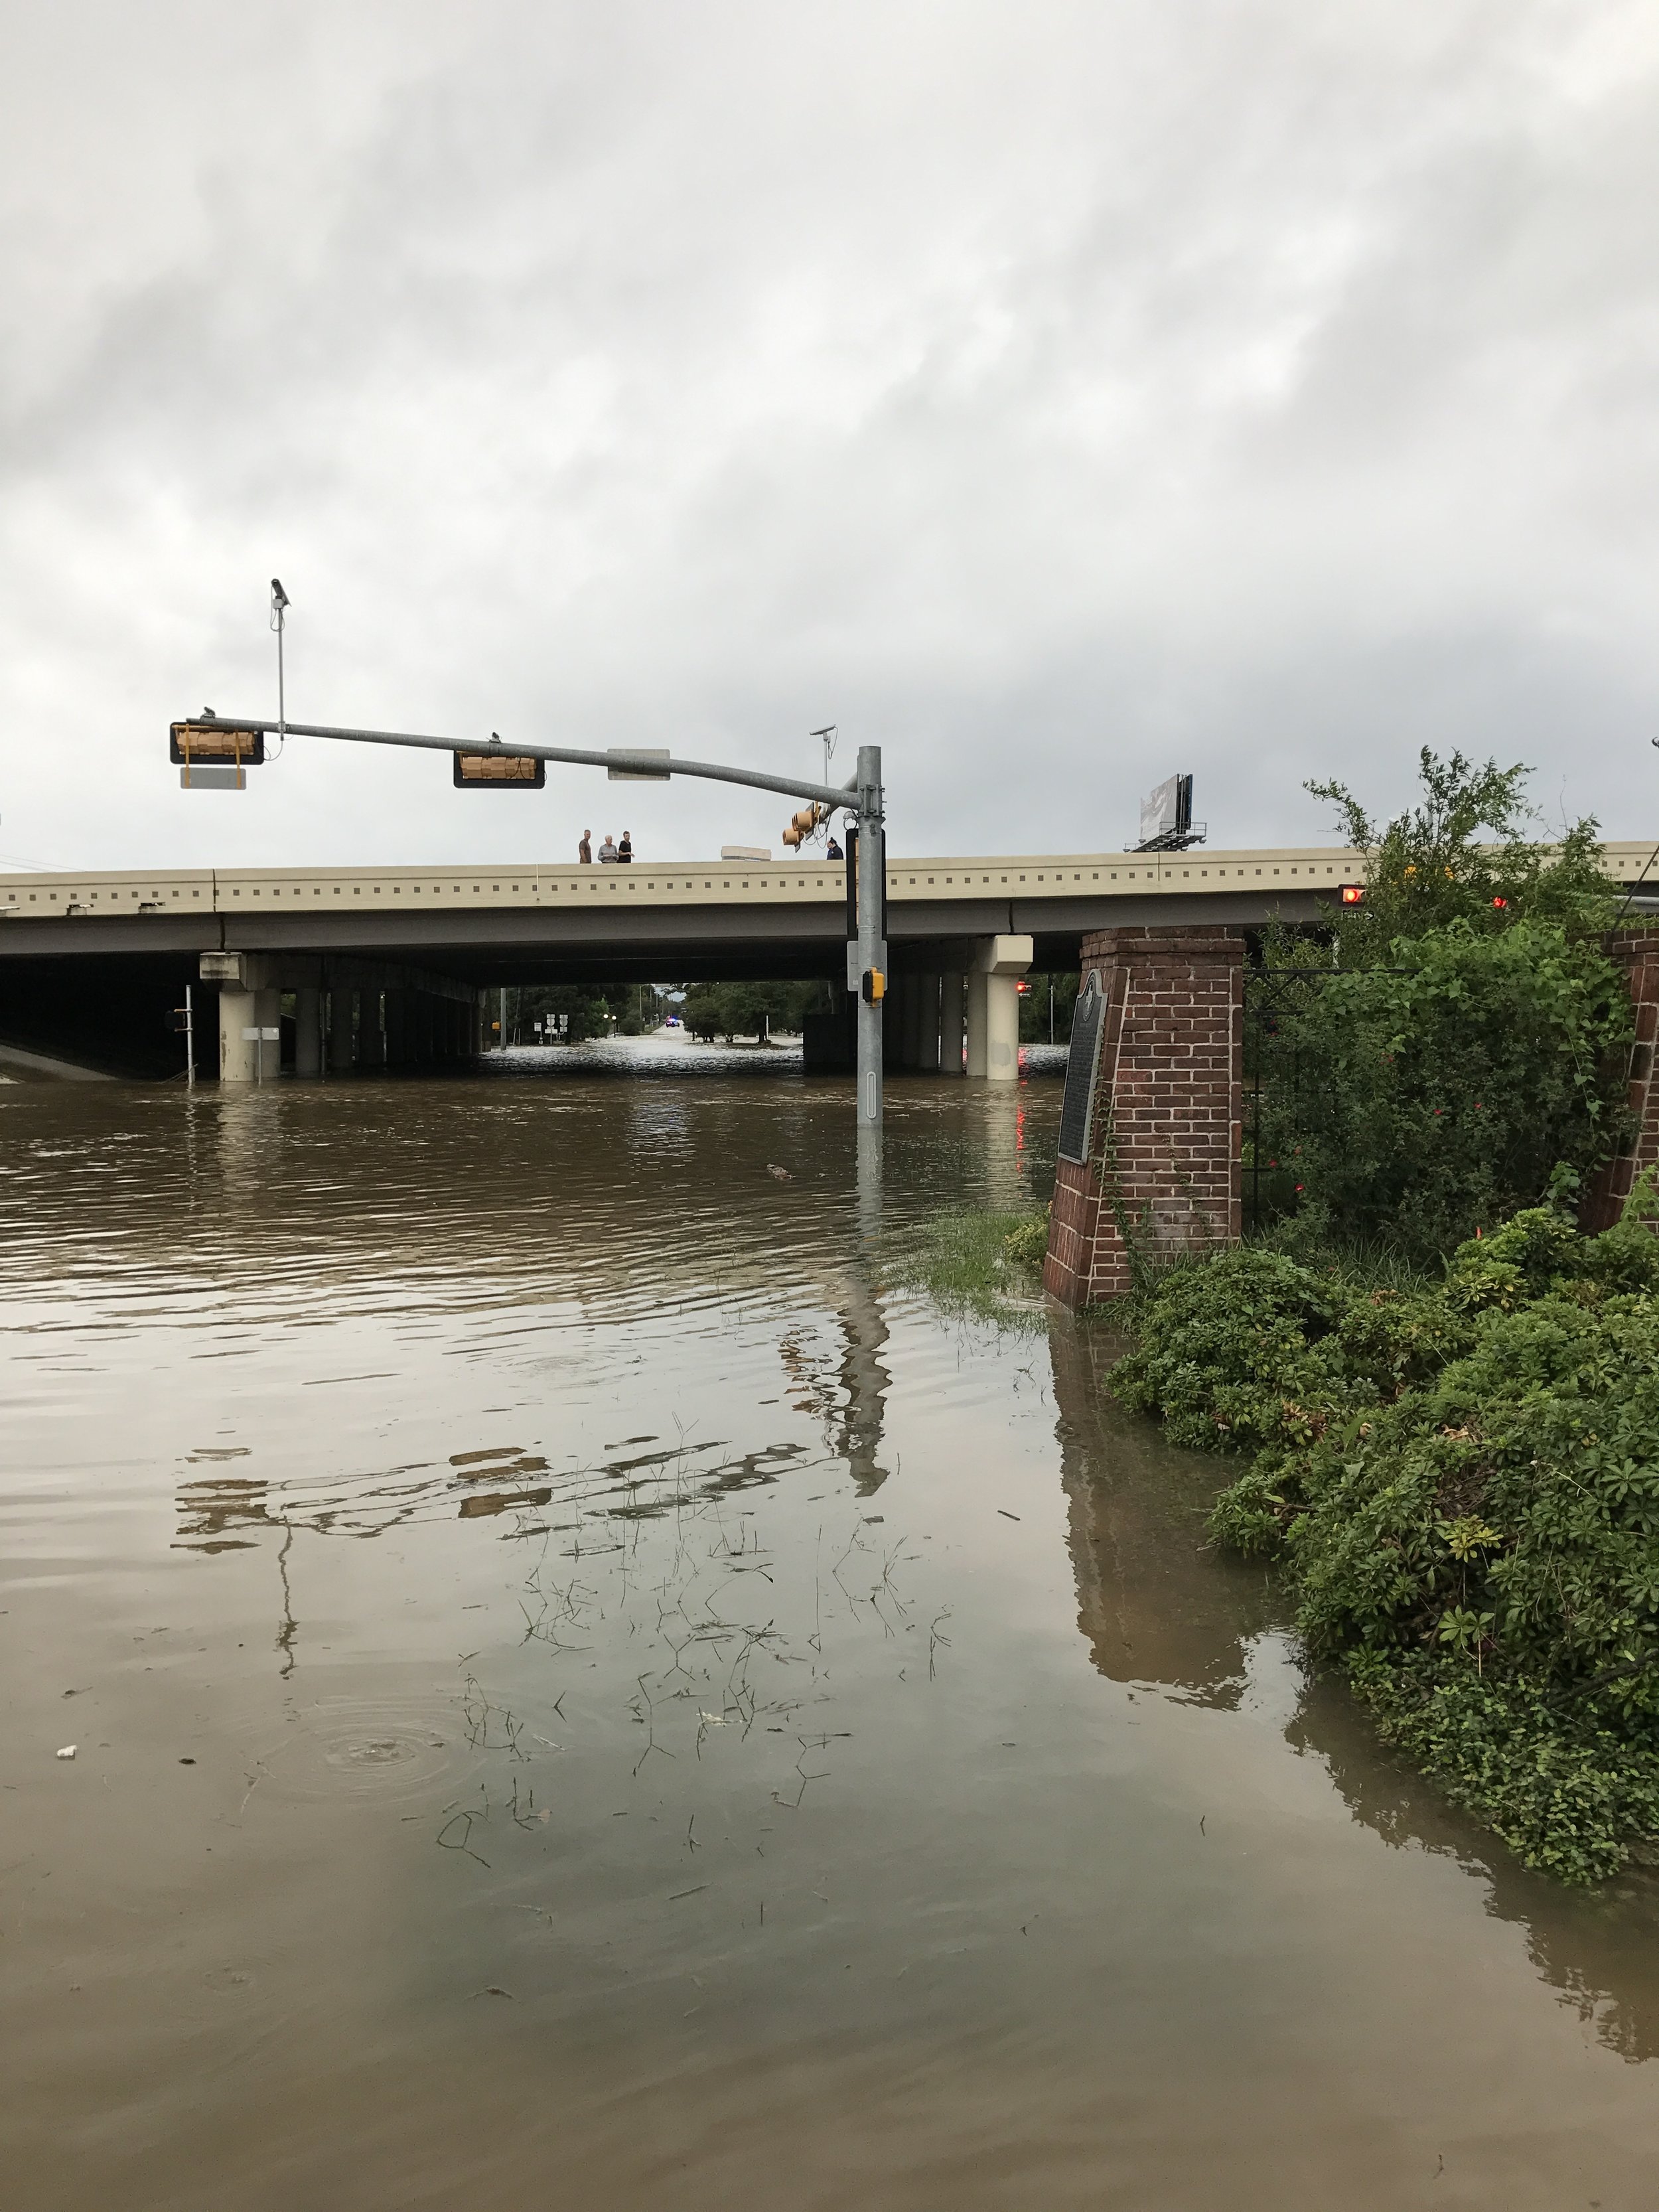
[[269, 579, 289, 750]]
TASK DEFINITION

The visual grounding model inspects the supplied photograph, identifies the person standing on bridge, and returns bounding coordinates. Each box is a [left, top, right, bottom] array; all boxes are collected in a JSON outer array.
[[599, 833, 618, 863], [618, 831, 633, 863], [578, 829, 592, 864]]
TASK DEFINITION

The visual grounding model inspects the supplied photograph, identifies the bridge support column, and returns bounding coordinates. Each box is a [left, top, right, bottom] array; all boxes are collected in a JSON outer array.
[[1044, 926, 1243, 1308], [327, 990, 355, 1072], [941, 972, 965, 1074], [218, 990, 256, 1084], [294, 988, 323, 1078], [359, 990, 386, 1069], [967, 936, 1031, 1082], [217, 986, 279, 1084]]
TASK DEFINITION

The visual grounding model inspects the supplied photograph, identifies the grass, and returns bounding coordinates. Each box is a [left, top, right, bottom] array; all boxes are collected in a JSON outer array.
[[897, 1207, 1050, 1324]]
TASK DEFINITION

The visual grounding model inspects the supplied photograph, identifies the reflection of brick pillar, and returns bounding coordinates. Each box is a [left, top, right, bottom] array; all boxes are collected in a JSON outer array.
[[1581, 930, 1659, 1233], [1043, 926, 1243, 1307]]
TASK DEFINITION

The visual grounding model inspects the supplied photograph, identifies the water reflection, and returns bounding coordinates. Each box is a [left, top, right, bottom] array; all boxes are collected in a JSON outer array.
[[7, 1065, 1659, 2209], [1048, 1314, 1277, 1706], [1048, 1308, 1659, 2064]]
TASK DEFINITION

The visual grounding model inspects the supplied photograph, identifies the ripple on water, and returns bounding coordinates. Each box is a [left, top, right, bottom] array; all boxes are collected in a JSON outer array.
[[245, 1696, 463, 1807]]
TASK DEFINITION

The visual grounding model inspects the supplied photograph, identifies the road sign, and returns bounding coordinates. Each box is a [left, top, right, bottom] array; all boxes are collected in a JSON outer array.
[[607, 748, 670, 781]]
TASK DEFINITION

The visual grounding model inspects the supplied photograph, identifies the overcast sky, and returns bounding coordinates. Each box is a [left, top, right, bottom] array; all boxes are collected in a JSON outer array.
[[1, 0, 1655, 871]]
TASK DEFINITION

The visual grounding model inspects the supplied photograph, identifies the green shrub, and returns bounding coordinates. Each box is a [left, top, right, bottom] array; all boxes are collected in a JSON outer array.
[[1256, 920, 1633, 1258], [1002, 1207, 1051, 1273], [1116, 1191, 1659, 1881], [1252, 750, 1633, 1259]]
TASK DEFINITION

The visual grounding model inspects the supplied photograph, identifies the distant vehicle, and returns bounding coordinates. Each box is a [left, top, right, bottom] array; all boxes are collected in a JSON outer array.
[[664, 1015, 682, 1029]]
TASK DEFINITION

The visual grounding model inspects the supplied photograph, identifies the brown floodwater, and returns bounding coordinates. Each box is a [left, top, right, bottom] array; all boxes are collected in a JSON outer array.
[[3, 1040, 1658, 2210]]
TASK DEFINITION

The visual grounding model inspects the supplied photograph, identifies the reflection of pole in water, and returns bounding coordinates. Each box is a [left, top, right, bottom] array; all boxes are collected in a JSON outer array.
[[833, 1273, 891, 1496], [275, 1518, 298, 1678], [825, 1132, 889, 1495]]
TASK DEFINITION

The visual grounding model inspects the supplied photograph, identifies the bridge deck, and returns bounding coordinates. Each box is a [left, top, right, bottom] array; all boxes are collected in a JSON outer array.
[[13, 841, 1650, 922]]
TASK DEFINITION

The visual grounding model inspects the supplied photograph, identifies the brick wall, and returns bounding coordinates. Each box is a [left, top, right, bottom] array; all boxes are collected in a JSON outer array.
[[1580, 928, 1659, 1233], [1043, 926, 1244, 1307]]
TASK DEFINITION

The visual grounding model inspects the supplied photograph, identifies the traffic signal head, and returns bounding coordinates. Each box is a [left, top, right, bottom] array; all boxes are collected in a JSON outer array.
[[172, 721, 264, 789], [453, 751, 545, 787], [1339, 884, 1365, 905]]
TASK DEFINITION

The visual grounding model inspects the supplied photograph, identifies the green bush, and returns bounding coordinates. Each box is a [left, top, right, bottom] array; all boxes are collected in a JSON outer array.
[[1002, 1207, 1051, 1272], [1250, 751, 1632, 1258], [1256, 919, 1633, 1257], [1115, 1191, 1659, 1881]]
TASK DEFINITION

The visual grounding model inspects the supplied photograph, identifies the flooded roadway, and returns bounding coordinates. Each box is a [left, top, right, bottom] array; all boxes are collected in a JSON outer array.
[[3, 1039, 1658, 2209]]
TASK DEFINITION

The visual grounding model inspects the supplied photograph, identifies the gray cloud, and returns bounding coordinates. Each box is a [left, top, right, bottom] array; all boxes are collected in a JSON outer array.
[[2, 0, 1655, 873]]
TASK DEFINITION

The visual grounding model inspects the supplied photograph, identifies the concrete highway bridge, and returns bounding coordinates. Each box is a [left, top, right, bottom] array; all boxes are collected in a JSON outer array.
[[3, 841, 1652, 1082]]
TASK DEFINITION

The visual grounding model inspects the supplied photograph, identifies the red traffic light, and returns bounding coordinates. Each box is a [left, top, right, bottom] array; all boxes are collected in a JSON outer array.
[[1339, 884, 1365, 905]]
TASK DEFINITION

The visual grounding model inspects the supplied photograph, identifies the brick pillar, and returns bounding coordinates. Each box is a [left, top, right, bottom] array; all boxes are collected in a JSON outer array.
[[1043, 926, 1244, 1307], [1580, 929, 1659, 1233]]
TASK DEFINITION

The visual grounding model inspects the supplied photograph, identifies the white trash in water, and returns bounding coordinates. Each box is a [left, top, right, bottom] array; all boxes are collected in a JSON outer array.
[[56, 1745, 77, 1759]]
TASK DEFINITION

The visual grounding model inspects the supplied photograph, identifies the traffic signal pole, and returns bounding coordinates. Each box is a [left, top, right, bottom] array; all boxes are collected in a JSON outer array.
[[182, 712, 889, 1128], [853, 744, 885, 1133]]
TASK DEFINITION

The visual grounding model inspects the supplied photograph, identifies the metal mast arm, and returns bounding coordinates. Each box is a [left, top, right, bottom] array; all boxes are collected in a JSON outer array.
[[200, 715, 862, 812]]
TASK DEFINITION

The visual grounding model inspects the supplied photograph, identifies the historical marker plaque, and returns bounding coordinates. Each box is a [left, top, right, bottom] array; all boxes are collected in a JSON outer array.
[[1056, 970, 1106, 1165]]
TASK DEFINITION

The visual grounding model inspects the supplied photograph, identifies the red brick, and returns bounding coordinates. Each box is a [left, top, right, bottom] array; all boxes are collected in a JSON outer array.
[[1044, 925, 1244, 1306]]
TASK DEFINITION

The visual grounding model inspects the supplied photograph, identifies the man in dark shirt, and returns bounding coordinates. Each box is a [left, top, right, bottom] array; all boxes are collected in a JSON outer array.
[[618, 832, 634, 863], [579, 830, 593, 864]]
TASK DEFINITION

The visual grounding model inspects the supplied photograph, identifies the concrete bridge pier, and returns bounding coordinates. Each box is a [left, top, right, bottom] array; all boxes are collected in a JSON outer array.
[[217, 989, 254, 1084], [966, 935, 1031, 1081], [941, 972, 965, 1073], [294, 988, 323, 1078], [217, 982, 279, 1084]]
